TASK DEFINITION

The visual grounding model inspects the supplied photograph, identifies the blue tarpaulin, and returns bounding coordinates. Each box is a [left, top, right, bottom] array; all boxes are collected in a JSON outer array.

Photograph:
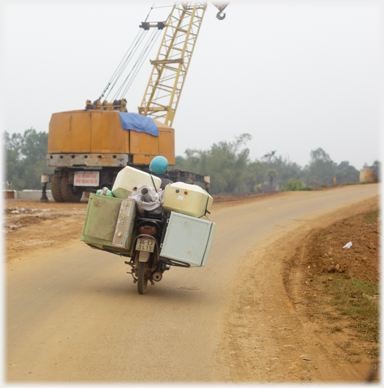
[[118, 112, 158, 137]]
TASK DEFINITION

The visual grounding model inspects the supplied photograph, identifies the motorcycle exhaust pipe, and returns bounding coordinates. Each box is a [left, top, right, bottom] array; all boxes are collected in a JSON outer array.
[[141, 187, 152, 203], [153, 272, 163, 282]]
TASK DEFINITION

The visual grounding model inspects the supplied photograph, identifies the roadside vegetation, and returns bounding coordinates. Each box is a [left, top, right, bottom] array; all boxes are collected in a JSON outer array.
[[280, 179, 313, 192], [327, 276, 379, 343], [316, 273, 379, 349], [3, 130, 380, 193]]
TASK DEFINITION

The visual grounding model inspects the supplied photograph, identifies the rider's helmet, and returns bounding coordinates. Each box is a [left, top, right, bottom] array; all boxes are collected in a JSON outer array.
[[149, 156, 169, 175]]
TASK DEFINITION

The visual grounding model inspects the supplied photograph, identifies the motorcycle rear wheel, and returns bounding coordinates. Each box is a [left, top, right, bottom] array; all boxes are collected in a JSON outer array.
[[137, 261, 148, 294]]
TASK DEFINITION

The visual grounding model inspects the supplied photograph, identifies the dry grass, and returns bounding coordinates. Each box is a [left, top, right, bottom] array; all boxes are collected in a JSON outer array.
[[325, 275, 379, 343]]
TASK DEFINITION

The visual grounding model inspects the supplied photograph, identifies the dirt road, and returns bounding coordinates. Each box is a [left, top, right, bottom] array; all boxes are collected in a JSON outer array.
[[5, 184, 379, 383]]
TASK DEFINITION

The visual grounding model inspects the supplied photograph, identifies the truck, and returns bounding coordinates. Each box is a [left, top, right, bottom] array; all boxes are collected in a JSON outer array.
[[41, 2, 228, 202]]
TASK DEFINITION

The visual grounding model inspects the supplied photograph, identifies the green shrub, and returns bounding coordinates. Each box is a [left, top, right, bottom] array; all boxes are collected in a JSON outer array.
[[281, 179, 313, 191]]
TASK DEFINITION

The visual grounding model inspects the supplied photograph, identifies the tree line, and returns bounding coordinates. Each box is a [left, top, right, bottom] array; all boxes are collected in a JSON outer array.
[[4, 129, 54, 190], [172, 133, 380, 195], [3, 130, 379, 193]]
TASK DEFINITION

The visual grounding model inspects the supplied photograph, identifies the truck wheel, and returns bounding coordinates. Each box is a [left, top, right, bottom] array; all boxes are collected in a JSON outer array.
[[51, 176, 64, 202], [61, 176, 83, 202]]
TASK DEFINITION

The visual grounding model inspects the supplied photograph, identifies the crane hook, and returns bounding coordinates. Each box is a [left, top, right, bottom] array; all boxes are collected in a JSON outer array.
[[212, 2, 229, 21], [216, 11, 226, 20]]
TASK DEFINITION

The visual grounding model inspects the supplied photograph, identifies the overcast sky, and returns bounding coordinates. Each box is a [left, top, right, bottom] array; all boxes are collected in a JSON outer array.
[[1, 0, 382, 169]]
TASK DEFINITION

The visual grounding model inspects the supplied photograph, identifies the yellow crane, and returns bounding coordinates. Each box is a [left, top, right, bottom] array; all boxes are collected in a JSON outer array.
[[43, 3, 228, 202]]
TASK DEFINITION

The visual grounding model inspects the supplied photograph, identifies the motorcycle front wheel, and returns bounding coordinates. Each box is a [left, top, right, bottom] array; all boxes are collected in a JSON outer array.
[[137, 261, 148, 294]]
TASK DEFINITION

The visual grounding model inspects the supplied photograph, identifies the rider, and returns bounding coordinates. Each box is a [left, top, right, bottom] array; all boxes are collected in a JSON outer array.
[[149, 156, 173, 189]]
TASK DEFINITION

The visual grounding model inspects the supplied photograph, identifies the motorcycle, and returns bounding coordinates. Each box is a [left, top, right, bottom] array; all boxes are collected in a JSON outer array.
[[124, 187, 190, 294]]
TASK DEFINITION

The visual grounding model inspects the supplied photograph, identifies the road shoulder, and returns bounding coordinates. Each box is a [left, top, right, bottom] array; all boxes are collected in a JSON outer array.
[[214, 195, 379, 383]]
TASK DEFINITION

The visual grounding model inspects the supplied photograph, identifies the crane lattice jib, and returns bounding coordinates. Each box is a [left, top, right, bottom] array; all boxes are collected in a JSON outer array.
[[138, 3, 207, 127]]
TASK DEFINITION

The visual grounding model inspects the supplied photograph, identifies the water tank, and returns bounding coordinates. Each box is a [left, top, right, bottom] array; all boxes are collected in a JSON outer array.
[[359, 168, 376, 183]]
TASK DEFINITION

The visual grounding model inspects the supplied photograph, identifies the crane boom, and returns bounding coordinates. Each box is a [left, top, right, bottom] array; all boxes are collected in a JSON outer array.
[[138, 3, 207, 127]]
